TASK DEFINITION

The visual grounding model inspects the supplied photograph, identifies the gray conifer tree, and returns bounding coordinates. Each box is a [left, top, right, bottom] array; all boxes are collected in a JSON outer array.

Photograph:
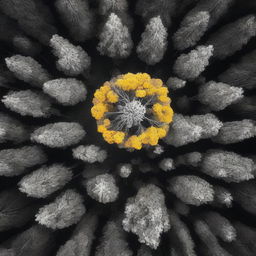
[[175, 152, 202, 168], [137, 16, 167, 65], [212, 186, 233, 208], [35, 189, 86, 229], [99, 0, 128, 15], [55, 0, 94, 42], [0, 145, 47, 177], [97, 13, 133, 59], [206, 15, 256, 59], [173, 45, 213, 81], [31, 122, 86, 148], [43, 78, 87, 106], [166, 77, 187, 90], [50, 35, 91, 76]]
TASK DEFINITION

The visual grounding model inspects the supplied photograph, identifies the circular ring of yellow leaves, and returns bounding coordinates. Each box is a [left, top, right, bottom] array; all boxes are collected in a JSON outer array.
[[91, 73, 174, 150]]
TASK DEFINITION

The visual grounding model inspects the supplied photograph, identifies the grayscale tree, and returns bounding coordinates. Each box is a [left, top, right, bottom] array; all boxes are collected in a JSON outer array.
[[159, 158, 175, 172], [85, 173, 119, 203], [56, 211, 98, 256], [206, 15, 256, 59], [50, 35, 91, 76], [0, 113, 29, 143], [168, 175, 214, 206], [99, 0, 128, 15], [166, 77, 186, 90], [31, 122, 86, 148], [173, 199, 190, 216], [0, 189, 36, 232], [72, 144, 107, 163], [137, 245, 152, 256], [173, 11, 209, 51], [2, 90, 54, 118], [200, 150, 255, 183], [212, 119, 256, 144], [123, 184, 170, 249], [212, 186, 233, 208], [117, 163, 132, 178], [96, 220, 132, 256], [35, 189, 86, 229], [218, 50, 256, 90], [175, 152, 202, 168], [137, 16, 167, 65], [198, 81, 244, 111], [0, 145, 47, 177], [5, 55, 51, 87], [97, 13, 133, 59], [173, 45, 213, 81], [19, 164, 73, 198], [55, 0, 95, 42], [43, 78, 87, 106]]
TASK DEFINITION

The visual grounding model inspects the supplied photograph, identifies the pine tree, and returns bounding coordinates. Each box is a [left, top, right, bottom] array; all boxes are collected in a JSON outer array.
[[85, 173, 119, 203], [55, 0, 95, 42], [137, 16, 167, 65], [200, 150, 255, 183], [97, 13, 133, 59], [0, 146, 47, 177], [198, 81, 244, 111], [5, 55, 51, 87], [19, 164, 73, 198], [72, 145, 107, 163], [2, 90, 54, 117], [43, 78, 87, 106], [213, 120, 256, 144], [50, 35, 91, 76], [206, 15, 256, 59], [218, 50, 256, 90], [168, 175, 214, 206], [31, 122, 86, 148], [0, 189, 36, 232], [173, 45, 213, 81], [123, 184, 170, 249], [0, 113, 29, 144], [36, 189, 85, 229]]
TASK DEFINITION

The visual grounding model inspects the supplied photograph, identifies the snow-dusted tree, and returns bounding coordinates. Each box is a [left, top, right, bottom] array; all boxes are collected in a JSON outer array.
[[19, 164, 73, 198], [206, 15, 256, 59], [175, 152, 202, 167], [50, 35, 91, 76], [166, 76, 186, 90], [135, 0, 176, 27], [136, 16, 167, 65], [218, 50, 256, 90], [85, 173, 119, 203], [169, 212, 196, 256], [212, 186, 233, 208], [164, 114, 203, 147], [0, 145, 47, 177], [72, 145, 107, 163], [198, 81, 244, 111], [36, 189, 85, 229], [6, 225, 55, 256], [0, 189, 36, 232], [55, 0, 94, 42], [194, 220, 232, 256], [137, 245, 152, 256], [173, 45, 213, 81], [0, 113, 29, 143], [203, 211, 236, 242], [117, 163, 132, 178], [0, 0, 57, 44], [96, 220, 132, 256], [200, 150, 255, 183], [123, 184, 170, 249], [57, 211, 98, 256], [212, 120, 256, 144], [31, 122, 86, 148], [173, 11, 209, 51], [97, 13, 133, 59], [232, 181, 256, 215], [168, 175, 214, 206], [159, 158, 175, 172], [2, 90, 54, 118], [190, 113, 223, 139], [5, 55, 51, 87], [43, 78, 87, 106]]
